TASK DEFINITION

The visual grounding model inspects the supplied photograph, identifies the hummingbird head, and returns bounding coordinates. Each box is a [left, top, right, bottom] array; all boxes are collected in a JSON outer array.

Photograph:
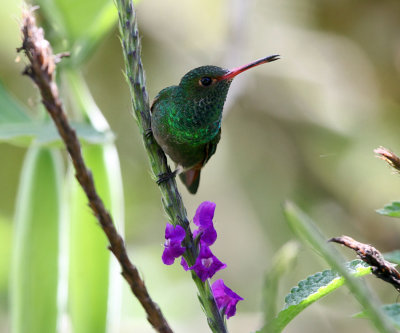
[[179, 65, 232, 101], [178, 55, 280, 114]]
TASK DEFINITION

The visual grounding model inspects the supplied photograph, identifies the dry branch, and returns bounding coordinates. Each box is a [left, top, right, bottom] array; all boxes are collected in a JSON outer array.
[[18, 6, 172, 333]]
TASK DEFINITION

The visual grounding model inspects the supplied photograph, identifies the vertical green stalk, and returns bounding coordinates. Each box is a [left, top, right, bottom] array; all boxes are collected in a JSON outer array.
[[65, 69, 124, 333], [115, 1, 227, 332], [262, 241, 299, 324], [68, 146, 116, 333], [11, 147, 63, 333]]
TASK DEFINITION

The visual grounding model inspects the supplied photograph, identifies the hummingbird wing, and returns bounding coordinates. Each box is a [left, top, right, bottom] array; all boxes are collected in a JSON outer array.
[[203, 128, 221, 165], [179, 129, 221, 194], [150, 94, 160, 113], [150, 86, 176, 113]]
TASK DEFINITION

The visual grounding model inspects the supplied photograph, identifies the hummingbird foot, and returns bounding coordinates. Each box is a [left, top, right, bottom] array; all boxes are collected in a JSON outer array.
[[156, 165, 183, 185], [144, 127, 153, 139], [156, 170, 178, 185]]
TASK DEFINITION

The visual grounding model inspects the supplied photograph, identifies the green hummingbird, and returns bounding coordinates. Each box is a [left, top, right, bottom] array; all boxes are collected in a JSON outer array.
[[151, 55, 279, 194]]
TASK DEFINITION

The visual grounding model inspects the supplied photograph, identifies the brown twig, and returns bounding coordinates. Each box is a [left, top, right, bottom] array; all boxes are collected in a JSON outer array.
[[18, 6, 172, 333], [329, 235, 400, 292], [374, 146, 400, 173]]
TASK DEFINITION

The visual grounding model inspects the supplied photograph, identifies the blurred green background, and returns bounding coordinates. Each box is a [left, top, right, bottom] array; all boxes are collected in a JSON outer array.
[[2, 0, 400, 332]]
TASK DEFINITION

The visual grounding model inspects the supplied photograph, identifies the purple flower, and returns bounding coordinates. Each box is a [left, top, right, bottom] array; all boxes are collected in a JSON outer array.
[[193, 201, 217, 246], [211, 279, 244, 319], [162, 223, 186, 265], [180, 257, 190, 271], [191, 245, 226, 281]]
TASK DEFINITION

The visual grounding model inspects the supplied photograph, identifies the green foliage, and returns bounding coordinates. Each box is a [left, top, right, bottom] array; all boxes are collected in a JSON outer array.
[[263, 241, 300, 323], [0, 82, 113, 146], [0, 82, 31, 123], [0, 0, 400, 332], [11, 147, 63, 333], [68, 144, 124, 333], [261, 260, 371, 332], [280, 202, 397, 333], [383, 250, 400, 265], [35, 0, 121, 65], [355, 304, 400, 329], [7, 2, 127, 333], [0, 215, 12, 307], [52, 0, 113, 40], [0, 121, 113, 147], [284, 260, 370, 307], [376, 202, 400, 218], [62, 1, 118, 65]]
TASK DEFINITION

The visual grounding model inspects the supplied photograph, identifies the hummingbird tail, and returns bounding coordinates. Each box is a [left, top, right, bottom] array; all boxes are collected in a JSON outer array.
[[179, 168, 201, 194]]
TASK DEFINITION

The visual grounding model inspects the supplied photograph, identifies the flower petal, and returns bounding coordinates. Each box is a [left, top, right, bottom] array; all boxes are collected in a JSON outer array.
[[211, 279, 244, 319], [193, 201, 216, 227], [191, 245, 226, 281], [162, 223, 186, 265]]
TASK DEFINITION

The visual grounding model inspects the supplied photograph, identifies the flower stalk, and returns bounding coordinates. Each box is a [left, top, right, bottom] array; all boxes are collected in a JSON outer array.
[[115, 0, 228, 331]]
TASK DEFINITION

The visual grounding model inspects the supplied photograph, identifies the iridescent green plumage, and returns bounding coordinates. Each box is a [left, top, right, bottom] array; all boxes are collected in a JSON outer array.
[[151, 55, 279, 194], [152, 66, 230, 168]]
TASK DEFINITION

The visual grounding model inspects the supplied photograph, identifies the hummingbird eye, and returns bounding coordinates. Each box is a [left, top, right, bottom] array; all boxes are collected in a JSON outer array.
[[199, 77, 213, 87]]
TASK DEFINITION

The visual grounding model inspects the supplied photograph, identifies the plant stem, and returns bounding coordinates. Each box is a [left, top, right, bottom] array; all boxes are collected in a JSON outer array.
[[114, 0, 227, 331]]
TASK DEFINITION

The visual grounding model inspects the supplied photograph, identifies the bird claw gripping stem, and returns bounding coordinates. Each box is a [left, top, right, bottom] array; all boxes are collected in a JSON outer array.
[[144, 127, 153, 139], [156, 169, 179, 185]]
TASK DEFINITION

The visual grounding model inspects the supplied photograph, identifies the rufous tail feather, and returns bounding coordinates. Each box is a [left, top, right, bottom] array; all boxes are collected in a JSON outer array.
[[179, 168, 201, 194]]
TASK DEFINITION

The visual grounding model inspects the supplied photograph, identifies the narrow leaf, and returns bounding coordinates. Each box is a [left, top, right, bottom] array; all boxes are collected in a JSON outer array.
[[65, 69, 124, 333], [0, 81, 31, 123], [263, 241, 300, 323], [71, 2, 118, 65], [68, 144, 124, 333], [0, 216, 12, 302], [11, 147, 63, 333], [355, 304, 400, 329], [376, 202, 400, 218], [53, 0, 112, 41], [0, 121, 113, 147]]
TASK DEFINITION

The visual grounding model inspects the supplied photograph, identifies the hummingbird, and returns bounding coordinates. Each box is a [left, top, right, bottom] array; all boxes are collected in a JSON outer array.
[[151, 54, 280, 194]]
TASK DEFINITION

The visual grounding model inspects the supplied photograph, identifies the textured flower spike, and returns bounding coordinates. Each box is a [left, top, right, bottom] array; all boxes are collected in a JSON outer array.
[[211, 279, 244, 319], [193, 201, 217, 246], [191, 245, 226, 281], [162, 223, 186, 265]]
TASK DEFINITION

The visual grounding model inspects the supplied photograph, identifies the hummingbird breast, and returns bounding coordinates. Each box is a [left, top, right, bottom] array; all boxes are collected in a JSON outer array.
[[151, 87, 223, 168]]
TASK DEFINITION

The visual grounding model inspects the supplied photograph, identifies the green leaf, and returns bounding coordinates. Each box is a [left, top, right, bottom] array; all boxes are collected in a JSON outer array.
[[0, 83, 113, 146], [0, 121, 114, 147], [273, 201, 397, 333], [53, 0, 113, 41], [376, 202, 400, 218], [68, 144, 124, 333], [262, 260, 371, 332], [70, 2, 118, 65], [383, 250, 400, 265], [355, 304, 400, 329], [0, 215, 12, 304], [11, 147, 63, 333], [64, 66, 124, 332], [0, 81, 31, 123], [35, 0, 136, 65], [263, 241, 300, 324]]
